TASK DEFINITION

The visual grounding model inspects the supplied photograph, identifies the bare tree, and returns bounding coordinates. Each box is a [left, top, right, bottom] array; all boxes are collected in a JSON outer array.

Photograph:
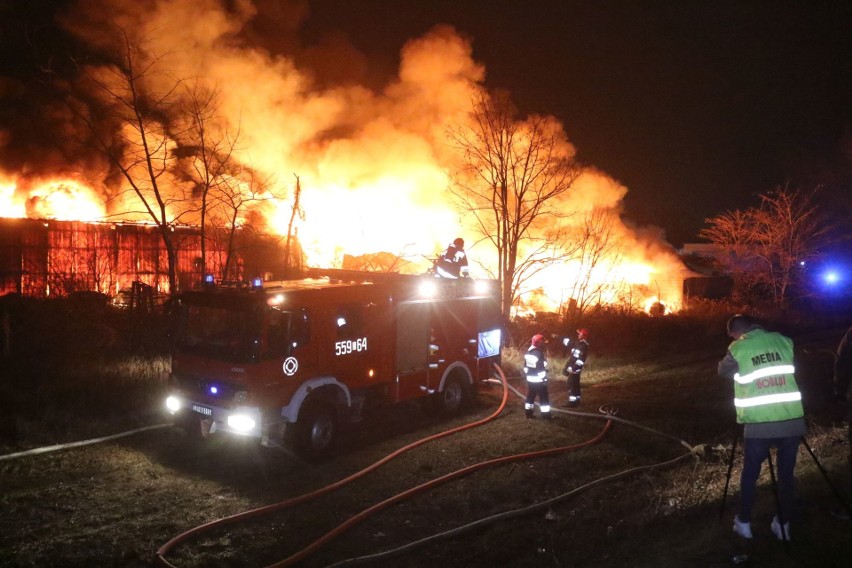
[[174, 82, 240, 278], [700, 185, 838, 308], [73, 30, 188, 295], [206, 165, 279, 282], [448, 87, 580, 318], [560, 207, 625, 320]]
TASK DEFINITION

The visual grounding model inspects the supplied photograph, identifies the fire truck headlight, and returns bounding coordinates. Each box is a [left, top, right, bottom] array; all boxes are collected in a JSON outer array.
[[165, 396, 181, 414], [473, 279, 490, 294], [418, 280, 437, 298], [227, 414, 256, 432]]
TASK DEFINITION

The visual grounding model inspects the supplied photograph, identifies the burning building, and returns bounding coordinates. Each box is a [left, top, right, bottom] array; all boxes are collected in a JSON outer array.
[[0, 217, 227, 298], [0, 1, 693, 314]]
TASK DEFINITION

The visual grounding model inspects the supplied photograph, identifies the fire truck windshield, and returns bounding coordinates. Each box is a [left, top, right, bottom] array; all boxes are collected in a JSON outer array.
[[175, 303, 260, 362]]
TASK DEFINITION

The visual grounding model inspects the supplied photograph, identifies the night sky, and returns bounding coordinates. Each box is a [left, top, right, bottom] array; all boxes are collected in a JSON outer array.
[[2, 1, 851, 247]]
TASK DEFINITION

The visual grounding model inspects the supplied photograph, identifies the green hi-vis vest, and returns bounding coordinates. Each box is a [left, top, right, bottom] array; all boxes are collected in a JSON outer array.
[[729, 328, 803, 424]]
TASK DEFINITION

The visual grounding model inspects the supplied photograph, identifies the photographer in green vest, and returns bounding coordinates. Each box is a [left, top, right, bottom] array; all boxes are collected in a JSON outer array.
[[718, 314, 806, 542]]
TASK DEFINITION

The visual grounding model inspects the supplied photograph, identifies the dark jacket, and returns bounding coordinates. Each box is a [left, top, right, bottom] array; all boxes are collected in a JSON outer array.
[[562, 336, 589, 375]]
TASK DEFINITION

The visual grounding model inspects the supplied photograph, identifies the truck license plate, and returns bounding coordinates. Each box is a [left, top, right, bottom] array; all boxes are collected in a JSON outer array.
[[192, 404, 212, 417]]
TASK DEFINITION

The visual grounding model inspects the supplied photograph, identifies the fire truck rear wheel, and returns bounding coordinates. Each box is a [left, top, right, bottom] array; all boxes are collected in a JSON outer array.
[[294, 399, 337, 460], [435, 375, 469, 415]]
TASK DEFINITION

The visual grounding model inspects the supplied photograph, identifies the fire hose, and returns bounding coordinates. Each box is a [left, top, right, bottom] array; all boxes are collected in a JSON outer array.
[[324, 454, 692, 567], [0, 423, 172, 461], [270, 418, 615, 567], [158, 366, 702, 567], [321, 380, 701, 567], [0, 365, 700, 567], [492, 377, 698, 452], [155, 363, 512, 567]]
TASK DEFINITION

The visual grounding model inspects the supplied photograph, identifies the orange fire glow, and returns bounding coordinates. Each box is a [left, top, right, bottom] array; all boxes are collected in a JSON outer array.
[[1, 177, 105, 222], [0, 1, 691, 313]]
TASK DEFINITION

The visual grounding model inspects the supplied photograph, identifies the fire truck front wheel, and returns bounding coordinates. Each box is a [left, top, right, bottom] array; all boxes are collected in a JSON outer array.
[[293, 398, 338, 460]]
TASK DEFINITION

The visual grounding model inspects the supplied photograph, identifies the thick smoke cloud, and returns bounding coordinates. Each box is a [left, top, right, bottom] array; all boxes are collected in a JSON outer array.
[[0, 0, 689, 308]]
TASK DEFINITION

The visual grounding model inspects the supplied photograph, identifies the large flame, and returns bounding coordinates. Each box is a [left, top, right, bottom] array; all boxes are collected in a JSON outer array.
[[1, 177, 105, 221], [0, 0, 690, 312]]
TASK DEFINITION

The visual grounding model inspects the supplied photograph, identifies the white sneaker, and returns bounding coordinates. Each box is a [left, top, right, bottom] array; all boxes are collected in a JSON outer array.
[[770, 516, 791, 541], [733, 516, 753, 539]]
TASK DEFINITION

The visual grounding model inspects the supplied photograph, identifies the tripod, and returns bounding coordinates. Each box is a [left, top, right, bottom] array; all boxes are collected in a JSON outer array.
[[720, 433, 852, 528], [800, 436, 852, 519]]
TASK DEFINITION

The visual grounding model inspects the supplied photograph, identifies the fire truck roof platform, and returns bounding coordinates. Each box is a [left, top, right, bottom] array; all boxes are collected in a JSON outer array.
[[194, 268, 499, 303]]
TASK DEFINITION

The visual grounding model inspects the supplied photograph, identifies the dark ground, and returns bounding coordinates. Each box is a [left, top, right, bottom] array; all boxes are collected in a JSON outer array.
[[1, 328, 850, 568]]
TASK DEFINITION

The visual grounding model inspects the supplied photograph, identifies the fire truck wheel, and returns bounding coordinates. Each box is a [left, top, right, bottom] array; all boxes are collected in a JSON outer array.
[[294, 399, 337, 460], [435, 375, 470, 415]]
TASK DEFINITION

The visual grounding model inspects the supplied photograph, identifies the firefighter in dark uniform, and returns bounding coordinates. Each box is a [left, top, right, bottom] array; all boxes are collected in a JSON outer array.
[[523, 334, 552, 419], [435, 238, 469, 279], [718, 314, 806, 541], [562, 328, 590, 407]]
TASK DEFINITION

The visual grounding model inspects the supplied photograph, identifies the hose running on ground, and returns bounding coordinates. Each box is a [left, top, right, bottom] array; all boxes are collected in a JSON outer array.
[[490, 376, 699, 452], [0, 423, 172, 461], [320, 376, 701, 567], [267, 393, 614, 566], [155, 363, 511, 567], [324, 452, 693, 567]]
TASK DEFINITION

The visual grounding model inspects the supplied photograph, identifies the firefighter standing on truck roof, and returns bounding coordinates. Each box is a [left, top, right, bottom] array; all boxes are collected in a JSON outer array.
[[718, 313, 806, 542], [435, 238, 469, 279], [562, 328, 590, 407], [524, 334, 552, 420]]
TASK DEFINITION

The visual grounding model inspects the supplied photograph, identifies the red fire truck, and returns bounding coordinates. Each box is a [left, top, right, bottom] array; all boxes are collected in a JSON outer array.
[[165, 268, 502, 458]]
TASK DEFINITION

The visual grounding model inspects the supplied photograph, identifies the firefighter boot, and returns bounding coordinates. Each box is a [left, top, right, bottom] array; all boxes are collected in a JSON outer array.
[[525, 409, 534, 419], [541, 412, 553, 420]]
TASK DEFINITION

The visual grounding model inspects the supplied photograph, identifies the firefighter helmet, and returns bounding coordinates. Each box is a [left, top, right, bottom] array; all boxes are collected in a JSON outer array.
[[531, 334, 546, 348], [577, 328, 590, 340]]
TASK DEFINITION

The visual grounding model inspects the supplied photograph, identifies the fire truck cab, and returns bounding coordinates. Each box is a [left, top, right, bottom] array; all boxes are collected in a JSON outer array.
[[165, 269, 502, 458]]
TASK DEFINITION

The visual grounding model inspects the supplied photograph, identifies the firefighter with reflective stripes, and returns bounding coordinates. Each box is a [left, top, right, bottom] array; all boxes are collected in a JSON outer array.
[[718, 314, 806, 542], [523, 334, 552, 419], [562, 328, 590, 407]]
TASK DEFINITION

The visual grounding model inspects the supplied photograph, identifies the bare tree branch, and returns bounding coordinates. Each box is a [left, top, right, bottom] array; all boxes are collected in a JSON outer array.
[[448, 87, 580, 319]]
